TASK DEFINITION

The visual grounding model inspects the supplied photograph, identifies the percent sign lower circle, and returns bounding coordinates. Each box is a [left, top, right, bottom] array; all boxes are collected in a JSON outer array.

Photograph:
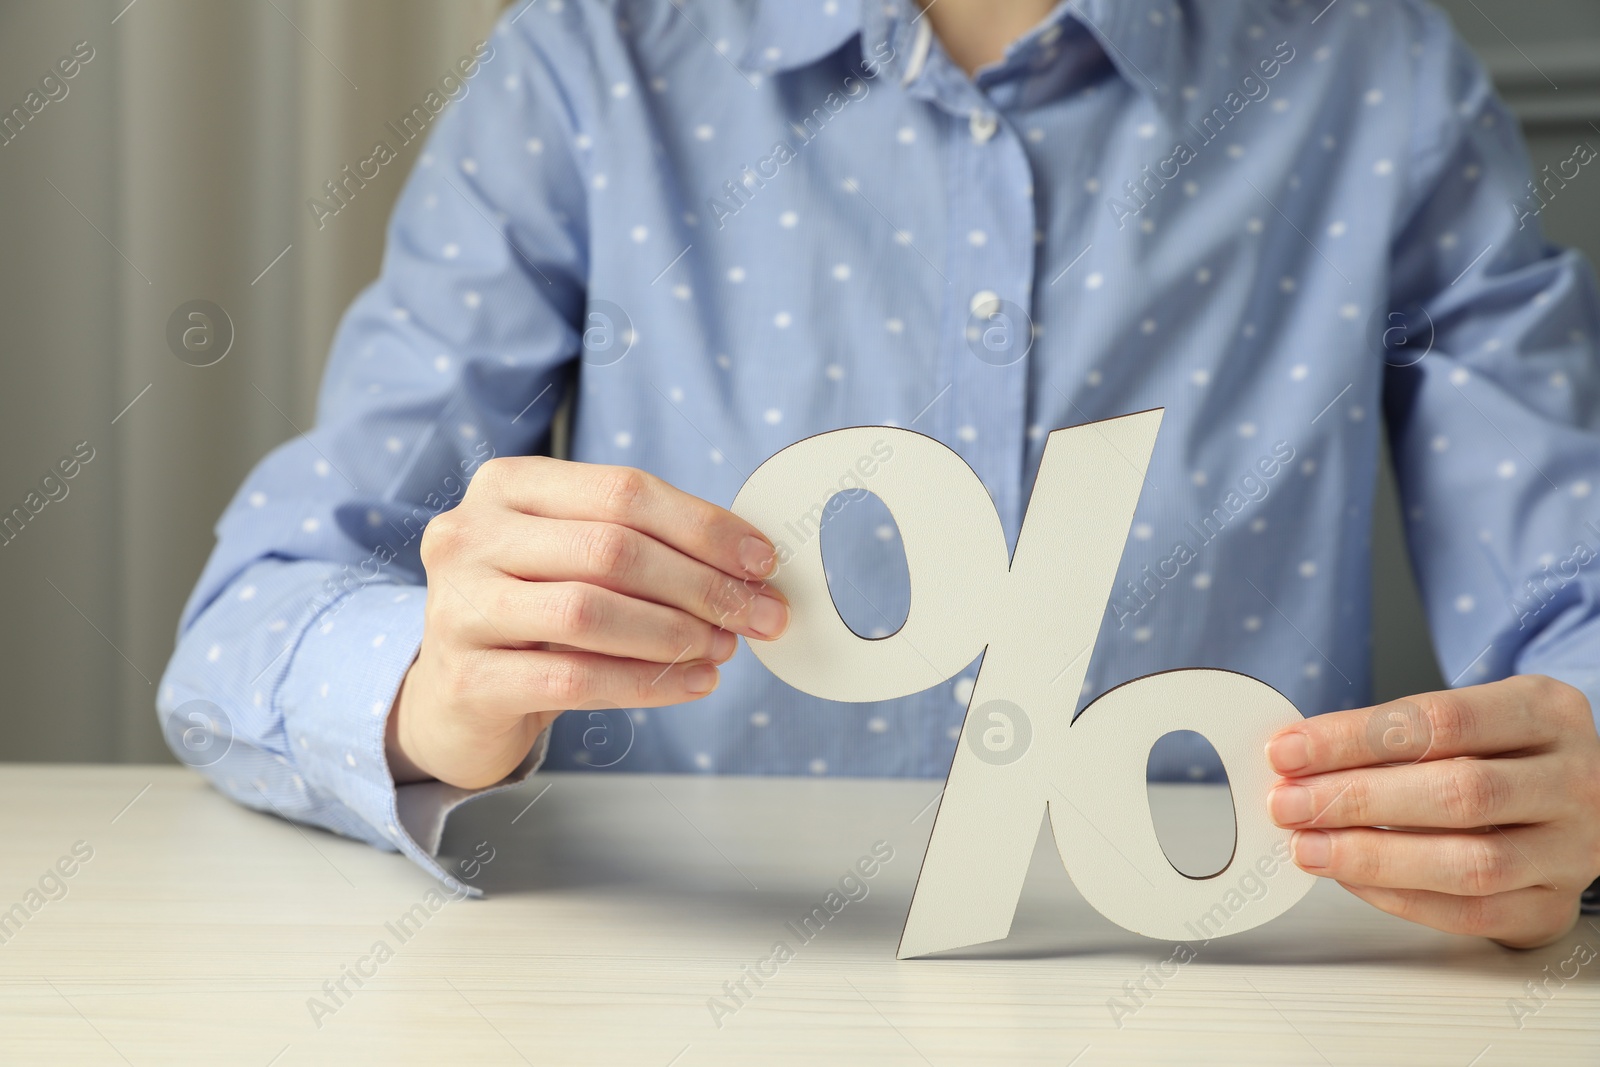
[[731, 416, 1314, 953]]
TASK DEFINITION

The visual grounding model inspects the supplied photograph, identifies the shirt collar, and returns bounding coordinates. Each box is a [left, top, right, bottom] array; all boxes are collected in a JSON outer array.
[[737, 1, 864, 77], [1050, 0, 1189, 124], [739, 0, 1191, 125]]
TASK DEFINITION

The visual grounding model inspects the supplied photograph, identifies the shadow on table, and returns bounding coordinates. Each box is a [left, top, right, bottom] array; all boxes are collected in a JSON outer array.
[[442, 783, 1600, 981]]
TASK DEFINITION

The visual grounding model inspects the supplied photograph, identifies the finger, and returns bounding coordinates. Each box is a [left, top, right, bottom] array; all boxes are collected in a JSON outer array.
[[474, 456, 778, 580], [1267, 755, 1559, 830], [491, 514, 788, 639], [457, 579, 739, 665], [1336, 881, 1580, 948], [1289, 825, 1564, 896], [1265, 676, 1586, 776], [458, 647, 721, 718]]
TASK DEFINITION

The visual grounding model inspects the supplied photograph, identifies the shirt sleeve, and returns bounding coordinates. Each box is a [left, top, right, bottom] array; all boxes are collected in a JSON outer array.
[[156, 14, 590, 893], [1382, 5, 1600, 716]]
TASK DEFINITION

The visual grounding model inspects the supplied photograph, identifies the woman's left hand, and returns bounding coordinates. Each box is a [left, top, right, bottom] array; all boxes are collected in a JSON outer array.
[[1265, 674, 1600, 948]]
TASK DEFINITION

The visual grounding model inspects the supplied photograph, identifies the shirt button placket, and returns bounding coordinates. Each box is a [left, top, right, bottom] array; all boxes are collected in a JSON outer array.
[[969, 108, 998, 144], [946, 106, 1036, 550]]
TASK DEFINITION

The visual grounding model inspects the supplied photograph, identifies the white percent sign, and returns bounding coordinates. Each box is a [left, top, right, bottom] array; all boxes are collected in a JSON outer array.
[[732, 410, 1313, 957]]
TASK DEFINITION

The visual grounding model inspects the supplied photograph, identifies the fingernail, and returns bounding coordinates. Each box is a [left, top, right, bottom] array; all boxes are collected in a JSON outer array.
[[746, 594, 789, 639], [684, 662, 720, 694], [739, 536, 777, 579], [710, 629, 737, 663], [1266, 731, 1310, 774], [1292, 830, 1330, 869], [1268, 784, 1314, 825]]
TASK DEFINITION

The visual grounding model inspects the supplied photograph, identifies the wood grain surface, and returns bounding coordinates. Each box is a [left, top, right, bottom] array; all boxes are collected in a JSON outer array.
[[0, 766, 1594, 1065]]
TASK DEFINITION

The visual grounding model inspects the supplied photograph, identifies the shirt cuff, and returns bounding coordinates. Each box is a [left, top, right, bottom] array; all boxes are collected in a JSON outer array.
[[278, 580, 547, 897], [395, 729, 549, 855]]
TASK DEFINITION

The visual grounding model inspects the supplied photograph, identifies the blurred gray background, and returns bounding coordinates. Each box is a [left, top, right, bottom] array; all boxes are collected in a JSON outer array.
[[0, 0, 1595, 763]]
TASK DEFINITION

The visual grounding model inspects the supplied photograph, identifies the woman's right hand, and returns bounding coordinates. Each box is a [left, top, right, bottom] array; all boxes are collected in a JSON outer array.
[[384, 456, 788, 789]]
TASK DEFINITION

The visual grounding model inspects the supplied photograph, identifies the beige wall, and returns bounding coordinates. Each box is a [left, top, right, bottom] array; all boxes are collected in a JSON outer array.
[[0, 0, 1594, 761], [0, 0, 502, 761]]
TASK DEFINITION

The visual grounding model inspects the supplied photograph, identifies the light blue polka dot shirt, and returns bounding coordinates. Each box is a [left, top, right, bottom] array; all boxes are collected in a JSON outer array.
[[159, 0, 1600, 891]]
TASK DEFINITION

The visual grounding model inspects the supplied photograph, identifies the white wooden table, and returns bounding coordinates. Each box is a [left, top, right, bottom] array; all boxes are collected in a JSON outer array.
[[0, 766, 1594, 1065]]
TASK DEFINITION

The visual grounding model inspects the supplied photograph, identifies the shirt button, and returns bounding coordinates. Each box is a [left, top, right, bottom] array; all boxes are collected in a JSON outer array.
[[969, 290, 1001, 317], [969, 110, 998, 144]]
